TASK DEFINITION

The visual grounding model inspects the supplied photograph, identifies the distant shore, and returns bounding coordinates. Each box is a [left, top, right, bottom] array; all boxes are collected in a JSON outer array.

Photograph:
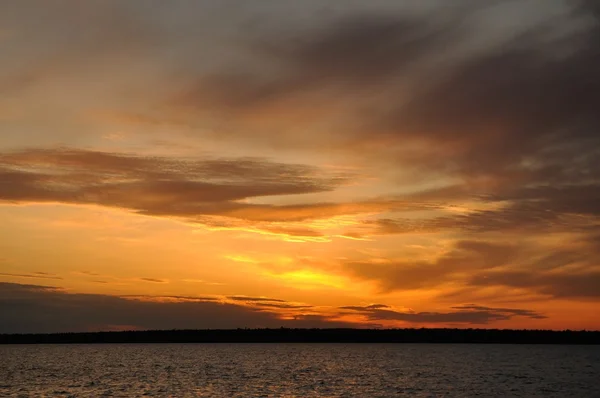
[[1, 328, 599, 344]]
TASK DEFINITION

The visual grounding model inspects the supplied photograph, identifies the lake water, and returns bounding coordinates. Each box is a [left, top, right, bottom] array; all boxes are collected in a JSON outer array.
[[1, 344, 598, 397]]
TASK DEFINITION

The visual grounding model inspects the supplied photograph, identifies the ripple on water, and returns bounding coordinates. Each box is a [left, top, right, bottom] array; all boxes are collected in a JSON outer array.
[[0, 344, 599, 397]]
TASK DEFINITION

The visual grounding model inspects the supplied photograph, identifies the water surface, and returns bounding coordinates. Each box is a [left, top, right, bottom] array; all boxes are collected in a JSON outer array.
[[1, 343, 598, 397]]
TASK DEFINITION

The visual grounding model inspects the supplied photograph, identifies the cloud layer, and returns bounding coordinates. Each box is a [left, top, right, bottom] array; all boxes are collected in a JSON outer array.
[[1, 0, 599, 331], [0, 148, 349, 222], [0, 283, 547, 333]]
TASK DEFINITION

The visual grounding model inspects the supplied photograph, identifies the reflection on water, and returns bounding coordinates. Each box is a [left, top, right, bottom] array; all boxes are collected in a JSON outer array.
[[1, 343, 598, 397]]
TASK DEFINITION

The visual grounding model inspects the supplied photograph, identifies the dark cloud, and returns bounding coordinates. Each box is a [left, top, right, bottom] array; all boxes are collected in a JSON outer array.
[[344, 231, 600, 299], [0, 282, 60, 296], [0, 282, 357, 334], [352, 220, 600, 300], [469, 270, 600, 299], [359, 186, 600, 236], [180, 9, 461, 113], [175, 1, 600, 232], [340, 303, 546, 325], [177, 2, 598, 158], [343, 240, 519, 292]]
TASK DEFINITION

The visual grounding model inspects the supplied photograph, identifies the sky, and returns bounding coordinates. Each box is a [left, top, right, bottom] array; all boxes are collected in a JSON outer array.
[[1, 0, 599, 333]]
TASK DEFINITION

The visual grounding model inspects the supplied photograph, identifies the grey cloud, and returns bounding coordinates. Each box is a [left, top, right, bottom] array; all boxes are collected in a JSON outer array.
[[176, 2, 600, 227], [4, 1, 599, 200], [0, 1, 163, 95], [182, 10, 460, 112], [0, 282, 357, 334], [366, 3, 600, 185]]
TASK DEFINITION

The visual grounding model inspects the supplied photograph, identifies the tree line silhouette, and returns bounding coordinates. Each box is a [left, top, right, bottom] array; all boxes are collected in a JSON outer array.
[[1, 328, 599, 344]]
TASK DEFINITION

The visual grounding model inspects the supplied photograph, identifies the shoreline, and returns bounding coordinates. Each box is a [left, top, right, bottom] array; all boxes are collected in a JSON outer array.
[[2, 328, 599, 345]]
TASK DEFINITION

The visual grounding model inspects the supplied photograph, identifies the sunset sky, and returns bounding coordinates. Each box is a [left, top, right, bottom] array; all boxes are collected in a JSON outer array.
[[1, 0, 599, 333]]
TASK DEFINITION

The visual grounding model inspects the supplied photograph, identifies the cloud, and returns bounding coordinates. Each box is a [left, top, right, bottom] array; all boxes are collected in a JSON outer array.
[[340, 304, 546, 325], [1, 0, 599, 315], [178, 9, 460, 112], [173, 2, 598, 161], [339, 305, 388, 311], [4, 1, 600, 201], [343, 231, 600, 300], [227, 296, 287, 303], [469, 270, 600, 299], [139, 278, 168, 284], [78, 271, 101, 276], [365, 304, 390, 310], [0, 148, 441, 244], [355, 186, 600, 237], [253, 302, 314, 310], [0, 282, 357, 334], [172, 1, 600, 227], [0, 1, 162, 94], [122, 294, 220, 303], [0, 282, 553, 332], [0, 272, 63, 280], [0, 148, 352, 226], [343, 240, 520, 292]]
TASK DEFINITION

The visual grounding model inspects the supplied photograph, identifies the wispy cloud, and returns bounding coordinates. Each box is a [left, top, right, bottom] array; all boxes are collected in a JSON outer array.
[[340, 304, 546, 325], [227, 296, 287, 303], [0, 148, 350, 222], [0, 272, 62, 280], [138, 278, 168, 284]]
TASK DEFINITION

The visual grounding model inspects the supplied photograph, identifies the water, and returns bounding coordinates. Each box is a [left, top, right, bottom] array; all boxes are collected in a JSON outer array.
[[0, 344, 598, 397]]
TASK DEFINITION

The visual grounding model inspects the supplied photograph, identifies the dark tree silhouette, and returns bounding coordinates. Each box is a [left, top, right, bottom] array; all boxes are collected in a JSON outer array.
[[1, 328, 598, 344]]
